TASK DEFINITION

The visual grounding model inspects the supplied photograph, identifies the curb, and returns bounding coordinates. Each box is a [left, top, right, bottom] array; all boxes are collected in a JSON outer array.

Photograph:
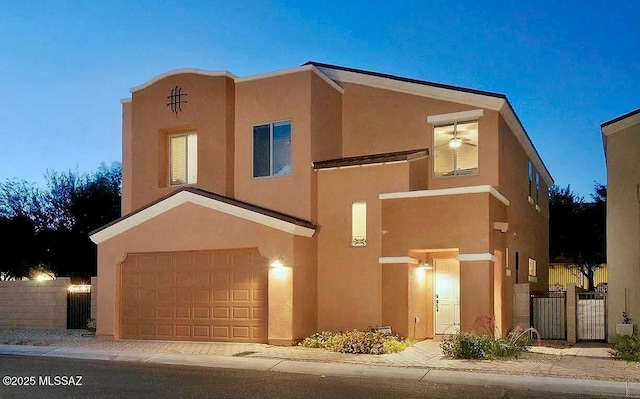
[[1, 345, 639, 398]]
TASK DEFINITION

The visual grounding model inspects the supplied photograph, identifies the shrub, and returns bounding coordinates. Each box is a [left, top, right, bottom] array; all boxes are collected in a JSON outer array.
[[299, 328, 413, 355], [610, 334, 640, 361], [441, 329, 532, 360]]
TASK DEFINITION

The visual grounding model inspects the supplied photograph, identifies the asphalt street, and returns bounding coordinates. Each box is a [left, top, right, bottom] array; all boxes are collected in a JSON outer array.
[[0, 355, 621, 399]]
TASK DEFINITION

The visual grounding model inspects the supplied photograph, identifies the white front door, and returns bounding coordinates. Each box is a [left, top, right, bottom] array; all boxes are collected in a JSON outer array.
[[434, 259, 460, 334]]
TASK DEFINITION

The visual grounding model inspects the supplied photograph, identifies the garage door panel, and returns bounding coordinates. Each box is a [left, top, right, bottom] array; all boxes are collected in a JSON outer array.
[[176, 289, 191, 302], [213, 289, 230, 301], [139, 324, 156, 336], [232, 307, 250, 319], [232, 289, 250, 301], [175, 273, 192, 287], [157, 274, 174, 287], [157, 290, 174, 302], [252, 307, 265, 320], [232, 326, 250, 339], [175, 325, 191, 337], [157, 325, 172, 337], [212, 271, 230, 287], [193, 325, 210, 338], [121, 249, 268, 342], [232, 270, 251, 285], [139, 290, 155, 302], [253, 289, 266, 302], [139, 307, 155, 318], [175, 307, 190, 318], [193, 289, 210, 302], [193, 307, 210, 319], [213, 307, 230, 319]]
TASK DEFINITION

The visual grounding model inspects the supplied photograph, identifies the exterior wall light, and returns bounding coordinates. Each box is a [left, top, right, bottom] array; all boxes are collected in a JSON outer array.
[[67, 285, 91, 293], [418, 262, 433, 270], [270, 259, 284, 268]]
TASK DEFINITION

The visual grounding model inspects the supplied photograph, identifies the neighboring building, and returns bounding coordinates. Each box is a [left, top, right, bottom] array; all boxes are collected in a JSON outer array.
[[90, 62, 552, 344], [548, 263, 607, 292], [601, 108, 640, 341]]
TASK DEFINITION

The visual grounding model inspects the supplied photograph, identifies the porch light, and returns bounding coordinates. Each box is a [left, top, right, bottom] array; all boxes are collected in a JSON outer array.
[[418, 262, 433, 270], [270, 258, 284, 268]]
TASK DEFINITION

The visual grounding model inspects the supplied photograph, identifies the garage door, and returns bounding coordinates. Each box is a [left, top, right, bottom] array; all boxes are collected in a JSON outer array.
[[121, 249, 268, 342]]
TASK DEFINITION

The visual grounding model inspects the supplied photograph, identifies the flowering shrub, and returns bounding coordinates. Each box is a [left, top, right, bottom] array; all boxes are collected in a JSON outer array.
[[299, 328, 414, 355]]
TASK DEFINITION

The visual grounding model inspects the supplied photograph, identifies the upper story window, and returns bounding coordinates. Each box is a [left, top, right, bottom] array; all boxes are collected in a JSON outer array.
[[535, 173, 540, 203], [253, 121, 291, 178], [351, 201, 367, 247], [170, 132, 197, 185], [528, 161, 534, 197], [433, 120, 478, 177]]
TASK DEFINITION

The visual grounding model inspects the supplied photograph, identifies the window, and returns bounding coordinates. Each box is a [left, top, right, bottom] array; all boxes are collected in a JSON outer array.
[[528, 161, 534, 197], [528, 258, 537, 277], [535, 173, 540, 204], [253, 121, 291, 178], [170, 133, 197, 185], [433, 120, 478, 177], [351, 201, 367, 247]]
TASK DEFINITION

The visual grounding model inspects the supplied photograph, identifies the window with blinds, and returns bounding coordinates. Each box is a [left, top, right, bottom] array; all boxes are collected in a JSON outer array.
[[351, 201, 367, 247], [170, 133, 197, 185], [433, 120, 478, 177]]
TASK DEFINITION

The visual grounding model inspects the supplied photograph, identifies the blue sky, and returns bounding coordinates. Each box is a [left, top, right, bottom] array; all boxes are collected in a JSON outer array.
[[1, 1, 638, 198]]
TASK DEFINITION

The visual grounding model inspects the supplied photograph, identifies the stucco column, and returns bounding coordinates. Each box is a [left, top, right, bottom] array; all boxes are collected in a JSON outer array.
[[268, 265, 294, 345], [460, 260, 494, 333]]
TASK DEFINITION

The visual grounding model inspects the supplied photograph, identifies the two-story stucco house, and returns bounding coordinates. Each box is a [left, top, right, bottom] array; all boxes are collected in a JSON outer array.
[[90, 62, 552, 344], [601, 108, 640, 340]]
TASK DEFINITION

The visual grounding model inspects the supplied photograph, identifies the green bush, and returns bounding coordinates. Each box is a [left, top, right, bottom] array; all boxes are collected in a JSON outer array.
[[610, 334, 640, 361], [299, 328, 413, 355], [440, 330, 532, 360]]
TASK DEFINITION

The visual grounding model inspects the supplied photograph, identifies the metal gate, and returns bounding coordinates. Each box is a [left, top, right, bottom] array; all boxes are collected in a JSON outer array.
[[67, 288, 91, 329], [577, 292, 607, 341], [530, 291, 566, 340]]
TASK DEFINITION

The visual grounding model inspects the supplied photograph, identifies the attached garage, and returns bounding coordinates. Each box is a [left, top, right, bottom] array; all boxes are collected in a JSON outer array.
[[91, 187, 317, 344], [121, 249, 268, 342]]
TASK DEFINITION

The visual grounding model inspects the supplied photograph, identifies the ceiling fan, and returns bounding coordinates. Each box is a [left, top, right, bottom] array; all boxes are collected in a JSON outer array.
[[436, 128, 478, 148]]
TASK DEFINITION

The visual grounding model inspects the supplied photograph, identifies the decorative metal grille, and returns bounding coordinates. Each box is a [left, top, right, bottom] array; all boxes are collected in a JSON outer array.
[[167, 85, 188, 115]]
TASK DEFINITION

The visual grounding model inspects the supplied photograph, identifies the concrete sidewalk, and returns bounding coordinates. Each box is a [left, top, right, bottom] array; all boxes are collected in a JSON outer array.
[[1, 329, 640, 397]]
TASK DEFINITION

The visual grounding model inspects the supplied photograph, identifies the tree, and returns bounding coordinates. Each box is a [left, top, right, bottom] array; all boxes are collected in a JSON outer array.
[[0, 216, 36, 280], [0, 162, 121, 281], [549, 183, 606, 290]]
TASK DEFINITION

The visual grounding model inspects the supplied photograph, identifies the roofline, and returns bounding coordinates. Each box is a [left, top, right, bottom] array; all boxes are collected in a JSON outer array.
[[314, 148, 428, 170], [130, 69, 237, 93], [89, 187, 316, 244], [236, 64, 344, 94], [303, 61, 505, 99], [305, 61, 553, 186], [601, 108, 640, 129]]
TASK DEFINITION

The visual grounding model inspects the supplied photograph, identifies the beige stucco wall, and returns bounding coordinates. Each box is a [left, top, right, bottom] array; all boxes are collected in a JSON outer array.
[[605, 120, 640, 339], [95, 202, 315, 342], [0, 278, 70, 329], [125, 73, 235, 213], [316, 161, 415, 332], [234, 71, 314, 222], [91, 276, 98, 319], [337, 82, 501, 189], [498, 115, 550, 292]]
